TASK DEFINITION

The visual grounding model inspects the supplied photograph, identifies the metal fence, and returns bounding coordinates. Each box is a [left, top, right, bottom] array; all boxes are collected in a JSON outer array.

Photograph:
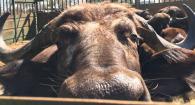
[[0, 0, 189, 15], [0, 0, 189, 43]]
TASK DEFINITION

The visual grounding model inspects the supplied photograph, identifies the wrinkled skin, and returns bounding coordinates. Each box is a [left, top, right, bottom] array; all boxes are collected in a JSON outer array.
[[0, 3, 151, 101], [55, 16, 150, 101]]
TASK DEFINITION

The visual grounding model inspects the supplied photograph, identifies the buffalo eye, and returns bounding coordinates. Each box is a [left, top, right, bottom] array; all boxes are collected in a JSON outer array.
[[55, 24, 79, 48]]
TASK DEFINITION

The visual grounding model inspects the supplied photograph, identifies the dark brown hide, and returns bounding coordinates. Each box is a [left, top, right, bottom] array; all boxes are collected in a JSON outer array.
[[142, 48, 195, 100], [0, 44, 60, 96], [137, 4, 195, 101], [142, 48, 195, 78], [146, 78, 190, 102], [56, 18, 150, 100], [136, 4, 195, 50], [0, 3, 151, 101], [138, 43, 155, 66], [0, 60, 57, 96], [0, 3, 142, 63], [160, 27, 187, 43], [148, 13, 171, 34]]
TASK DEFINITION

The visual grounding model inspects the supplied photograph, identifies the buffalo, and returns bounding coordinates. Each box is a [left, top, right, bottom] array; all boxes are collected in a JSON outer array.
[[0, 3, 153, 101], [0, 2, 195, 102], [161, 6, 189, 32], [137, 4, 195, 101]]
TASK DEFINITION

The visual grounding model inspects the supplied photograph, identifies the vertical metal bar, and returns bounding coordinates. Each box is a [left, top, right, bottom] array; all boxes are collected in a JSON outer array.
[[16, 12, 22, 29], [58, 0, 59, 9], [16, 13, 31, 42], [29, 4, 32, 13], [53, 0, 56, 10], [12, 0, 17, 42], [38, 2, 40, 11], [19, 3, 21, 14], [22, 2, 25, 14], [135, 0, 140, 8], [16, 3, 19, 14], [51, 0, 54, 11], [24, 0, 28, 14], [34, 1, 38, 34], [62, 0, 64, 10], [66, 0, 68, 8], [65, 0, 67, 8], [130, 0, 132, 4], [3, 0, 5, 13], [6, 0, 8, 12], [0, 0, 2, 15], [8, 0, 11, 13], [38, 2, 42, 11], [69, 0, 71, 7], [46, 0, 48, 11], [43, 0, 45, 12], [55, 0, 57, 10]]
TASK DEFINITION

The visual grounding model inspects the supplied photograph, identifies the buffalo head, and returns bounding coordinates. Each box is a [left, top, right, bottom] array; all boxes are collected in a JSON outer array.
[[0, 3, 152, 101]]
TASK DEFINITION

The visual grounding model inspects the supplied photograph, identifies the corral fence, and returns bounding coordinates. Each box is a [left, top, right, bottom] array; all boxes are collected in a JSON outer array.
[[0, 0, 193, 44]]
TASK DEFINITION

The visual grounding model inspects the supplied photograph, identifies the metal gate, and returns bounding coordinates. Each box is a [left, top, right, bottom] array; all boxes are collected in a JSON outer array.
[[0, 0, 189, 43]]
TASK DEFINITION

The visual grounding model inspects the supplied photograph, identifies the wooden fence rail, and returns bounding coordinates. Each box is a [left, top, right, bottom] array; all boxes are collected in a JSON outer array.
[[0, 96, 186, 105]]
